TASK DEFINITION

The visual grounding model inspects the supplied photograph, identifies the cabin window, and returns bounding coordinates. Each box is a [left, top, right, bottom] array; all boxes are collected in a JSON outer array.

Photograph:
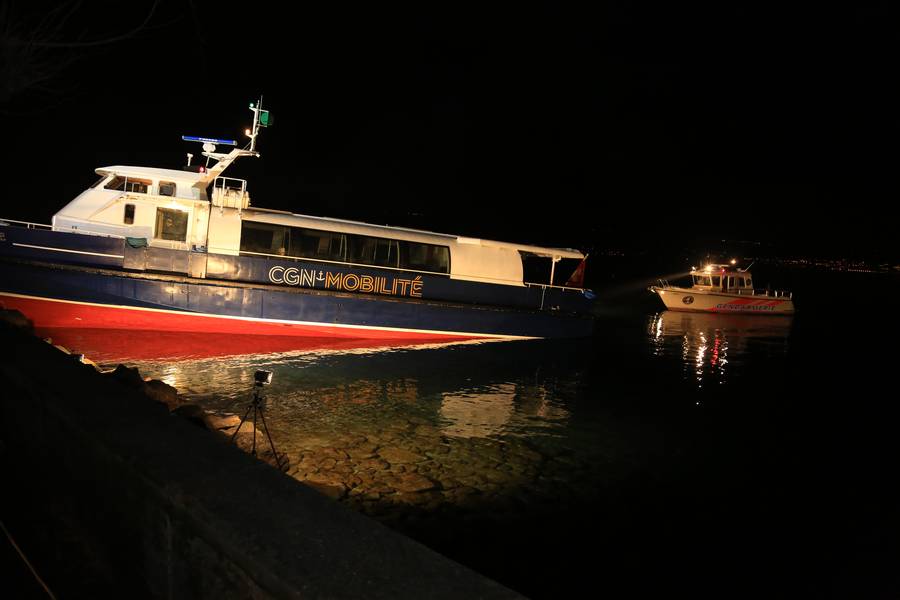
[[401, 242, 450, 274], [745, 278, 752, 288], [124, 203, 135, 225], [158, 181, 176, 197], [349, 235, 399, 268], [291, 228, 347, 261], [154, 208, 188, 242], [711, 276, 721, 287], [240, 221, 289, 255], [105, 176, 151, 194], [737, 277, 745, 288], [693, 275, 712, 286]]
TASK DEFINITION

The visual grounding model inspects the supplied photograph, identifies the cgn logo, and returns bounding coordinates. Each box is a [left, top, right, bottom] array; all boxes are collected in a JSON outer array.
[[682, 295, 695, 305]]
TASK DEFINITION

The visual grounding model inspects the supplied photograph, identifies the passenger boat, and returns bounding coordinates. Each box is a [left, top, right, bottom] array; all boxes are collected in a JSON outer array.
[[649, 263, 794, 315], [0, 102, 597, 343]]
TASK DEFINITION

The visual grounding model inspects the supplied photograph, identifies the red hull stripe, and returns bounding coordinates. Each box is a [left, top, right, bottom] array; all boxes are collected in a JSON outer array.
[[0, 292, 525, 341]]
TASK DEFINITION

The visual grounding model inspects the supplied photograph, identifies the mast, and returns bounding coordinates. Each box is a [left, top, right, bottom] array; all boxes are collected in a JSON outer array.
[[181, 98, 271, 184]]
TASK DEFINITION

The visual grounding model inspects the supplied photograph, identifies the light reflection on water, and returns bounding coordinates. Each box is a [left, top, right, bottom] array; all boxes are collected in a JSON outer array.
[[648, 311, 792, 389]]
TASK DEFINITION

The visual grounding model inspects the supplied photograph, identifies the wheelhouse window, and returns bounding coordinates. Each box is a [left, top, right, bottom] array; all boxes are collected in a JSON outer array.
[[154, 208, 188, 242], [240, 221, 289, 255], [158, 181, 176, 197], [124, 203, 135, 225], [105, 176, 151, 194], [711, 275, 721, 287], [693, 275, 713, 286]]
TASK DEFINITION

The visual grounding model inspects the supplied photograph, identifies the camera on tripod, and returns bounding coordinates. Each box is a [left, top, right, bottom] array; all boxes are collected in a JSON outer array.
[[231, 368, 284, 471], [254, 369, 273, 386]]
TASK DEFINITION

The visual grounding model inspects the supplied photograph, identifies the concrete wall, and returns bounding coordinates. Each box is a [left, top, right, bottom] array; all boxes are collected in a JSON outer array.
[[0, 318, 519, 599]]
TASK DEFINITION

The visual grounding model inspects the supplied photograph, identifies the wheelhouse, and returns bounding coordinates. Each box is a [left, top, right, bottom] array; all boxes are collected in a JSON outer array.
[[691, 265, 754, 292]]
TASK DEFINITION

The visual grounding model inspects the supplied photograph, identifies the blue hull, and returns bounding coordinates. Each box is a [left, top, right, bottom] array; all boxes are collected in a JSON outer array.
[[0, 228, 596, 339]]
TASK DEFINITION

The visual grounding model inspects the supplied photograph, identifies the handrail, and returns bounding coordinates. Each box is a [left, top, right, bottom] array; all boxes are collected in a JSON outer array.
[[3, 216, 126, 240], [0, 218, 53, 230], [524, 282, 586, 293]]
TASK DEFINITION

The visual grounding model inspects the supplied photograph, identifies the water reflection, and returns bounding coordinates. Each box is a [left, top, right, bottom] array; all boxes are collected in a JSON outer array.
[[648, 311, 793, 388], [439, 383, 570, 439], [113, 340, 613, 517], [35, 327, 454, 363], [440, 384, 516, 438]]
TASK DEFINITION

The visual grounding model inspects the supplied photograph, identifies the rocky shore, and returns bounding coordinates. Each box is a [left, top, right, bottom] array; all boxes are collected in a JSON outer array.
[[1, 309, 521, 598], [3, 308, 616, 533]]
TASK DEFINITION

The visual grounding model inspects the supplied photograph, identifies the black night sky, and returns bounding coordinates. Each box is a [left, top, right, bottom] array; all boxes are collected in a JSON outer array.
[[3, 1, 898, 262]]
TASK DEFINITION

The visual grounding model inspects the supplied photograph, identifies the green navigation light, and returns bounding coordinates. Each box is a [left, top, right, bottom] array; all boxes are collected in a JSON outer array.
[[258, 110, 273, 127]]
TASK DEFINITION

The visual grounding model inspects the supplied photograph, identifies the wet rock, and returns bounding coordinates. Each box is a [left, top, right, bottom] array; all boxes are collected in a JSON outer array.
[[393, 473, 437, 494], [108, 364, 145, 388], [482, 468, 510, 484], [346, 444, 378, 459], [425, 445, 451, 458], [172, 404, 213, 429], [378, 446, 425, 465], [318, 447, 349, 461], [303, 474, 347, 500], [205, 413, 241, 432], [143, 379, 183, 410], [358, 458, 390, 471]]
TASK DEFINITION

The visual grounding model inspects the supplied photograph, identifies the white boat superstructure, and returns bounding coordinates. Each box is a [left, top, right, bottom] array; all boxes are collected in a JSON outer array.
[[650, 263, 795, 315]]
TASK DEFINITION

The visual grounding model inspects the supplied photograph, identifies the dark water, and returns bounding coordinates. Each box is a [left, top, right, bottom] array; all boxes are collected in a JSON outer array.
[[57, 270, 900, 598]]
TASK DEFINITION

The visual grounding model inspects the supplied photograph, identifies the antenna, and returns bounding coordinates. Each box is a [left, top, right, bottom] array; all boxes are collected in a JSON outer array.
[[246, 96, 272, 153]]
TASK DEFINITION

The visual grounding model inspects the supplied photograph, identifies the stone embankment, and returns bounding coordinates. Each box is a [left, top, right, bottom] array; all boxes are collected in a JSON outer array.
[[0, 310, 520, 599]]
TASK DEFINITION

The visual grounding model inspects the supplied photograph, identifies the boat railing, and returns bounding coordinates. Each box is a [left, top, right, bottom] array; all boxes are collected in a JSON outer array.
[[3, 216, 127, 240], [212, 177, 250, 210], [0, 218, 53, 231], [739, 288, 793, 299], [525, 282, 586, 293]]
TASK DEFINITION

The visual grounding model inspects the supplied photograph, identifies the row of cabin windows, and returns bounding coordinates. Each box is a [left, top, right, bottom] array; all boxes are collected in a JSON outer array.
[[104, 176, 176, 197], [693, 274, 752, 288], [239, 221, 450, 274]]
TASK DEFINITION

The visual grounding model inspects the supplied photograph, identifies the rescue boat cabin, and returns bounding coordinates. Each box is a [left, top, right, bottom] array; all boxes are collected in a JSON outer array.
[[49, 159, 587, 295], [690, 265, 754, 294]]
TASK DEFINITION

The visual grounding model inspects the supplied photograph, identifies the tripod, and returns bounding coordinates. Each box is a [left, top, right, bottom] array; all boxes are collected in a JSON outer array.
[[231, 384, 285, 471]]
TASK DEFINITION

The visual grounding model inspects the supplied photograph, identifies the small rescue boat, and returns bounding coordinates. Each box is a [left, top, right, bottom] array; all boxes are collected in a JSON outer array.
[[650, 263, 794, 315]]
